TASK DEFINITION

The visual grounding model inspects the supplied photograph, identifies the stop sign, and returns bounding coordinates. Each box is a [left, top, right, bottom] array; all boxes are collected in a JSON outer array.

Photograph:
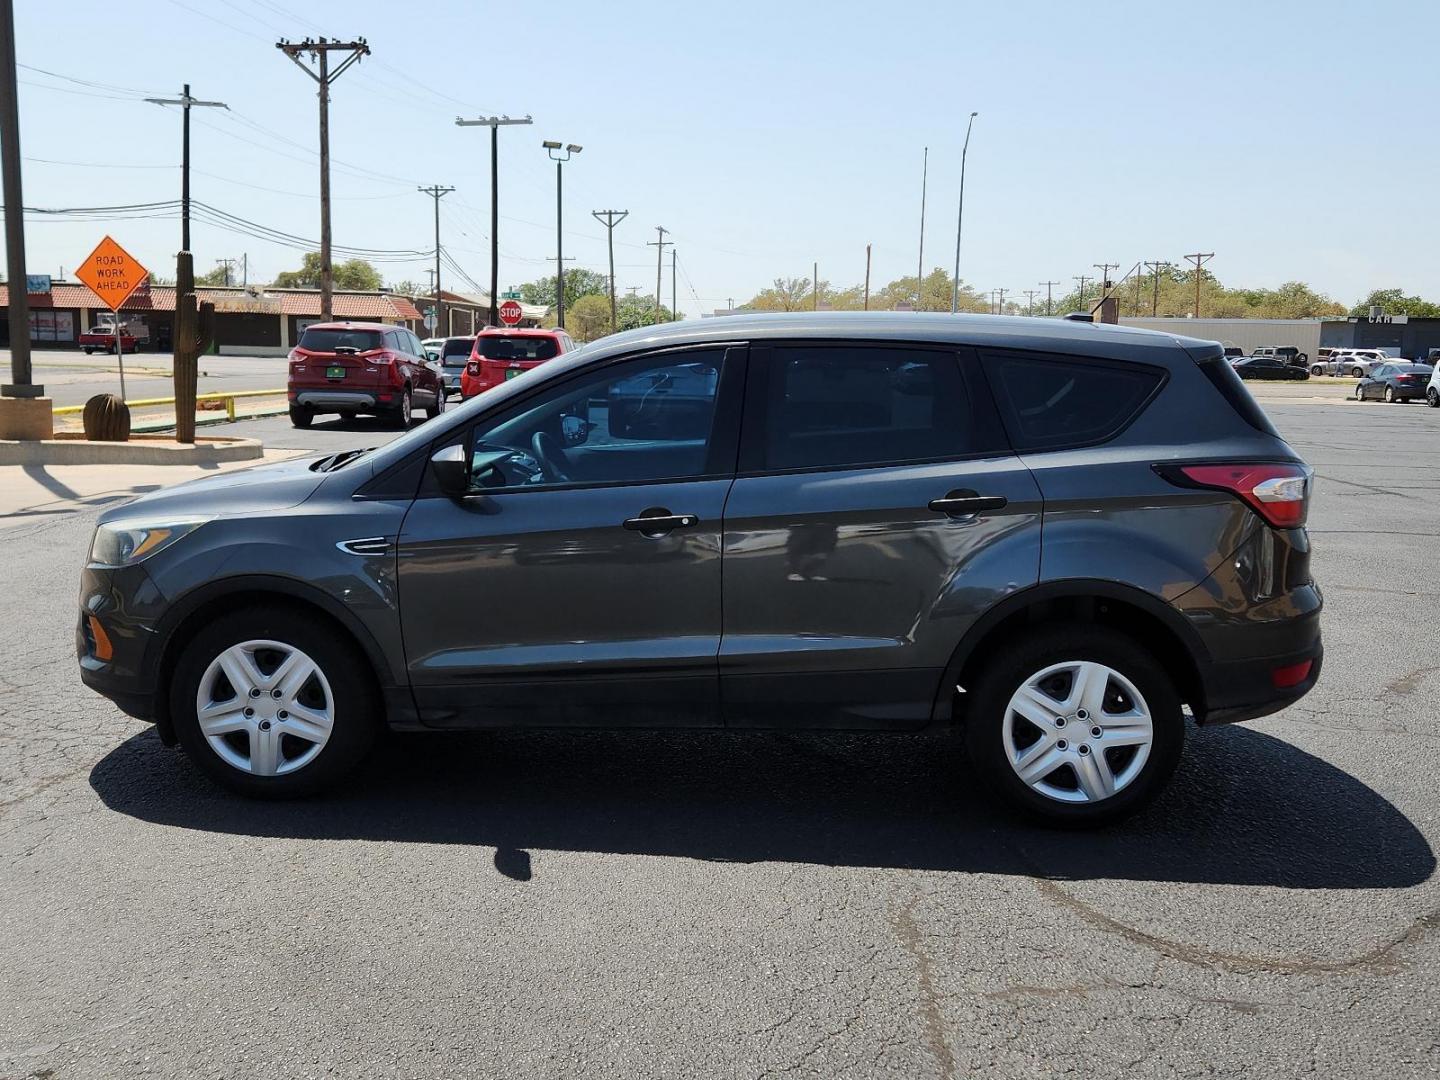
[[498, 299, 523, 326]]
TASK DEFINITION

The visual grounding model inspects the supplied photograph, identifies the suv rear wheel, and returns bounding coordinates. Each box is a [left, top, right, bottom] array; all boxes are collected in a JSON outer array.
[[170, 607, 379, 798], [425, 385, 446, 420], [963, 626, 1184, 827], [392, 387, 412, 429], [288, 405, 313, 428]]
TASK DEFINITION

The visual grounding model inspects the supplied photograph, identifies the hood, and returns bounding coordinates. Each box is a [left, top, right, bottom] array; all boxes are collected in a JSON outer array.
[[96, 454, 328, 524]]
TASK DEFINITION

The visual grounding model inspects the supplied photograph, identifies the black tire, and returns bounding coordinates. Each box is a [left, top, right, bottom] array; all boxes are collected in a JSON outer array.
[[1354, 384, 1366, 401], [288, 405, 314, 428], [337, 410, 358, 423], [962, 625, 1185, 827], [82, 348, 93, 355], [1427, 388, 1439, 408], [1310, 365, 1323, 376], [169, 606, 380, 798], [1352, 367, 1365, 378], [1384, 386, 1396, 403], [392, 386, 413, 429], [424, 385, 445, 420]]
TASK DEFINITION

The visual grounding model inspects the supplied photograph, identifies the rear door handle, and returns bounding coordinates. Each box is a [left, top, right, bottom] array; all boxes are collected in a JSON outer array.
[[928, 490, 1008, 516], [623, 510, 699, 534]]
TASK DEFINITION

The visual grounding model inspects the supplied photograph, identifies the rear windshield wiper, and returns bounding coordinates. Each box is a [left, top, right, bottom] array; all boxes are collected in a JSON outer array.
[[332, 346, 360, 355], [310, 447, 375, 473]]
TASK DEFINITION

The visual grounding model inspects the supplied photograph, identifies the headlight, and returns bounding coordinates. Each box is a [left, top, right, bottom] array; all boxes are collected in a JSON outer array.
[[89, 517, 210, 567]]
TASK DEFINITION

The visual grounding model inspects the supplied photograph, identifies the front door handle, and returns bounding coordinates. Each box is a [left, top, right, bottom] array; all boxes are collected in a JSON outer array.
[[623, 509, 700, 535], [928, 490, 1008, 516]]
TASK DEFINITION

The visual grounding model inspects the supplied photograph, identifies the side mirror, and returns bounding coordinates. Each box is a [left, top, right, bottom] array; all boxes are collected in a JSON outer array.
[[429, 443, 469, 497]]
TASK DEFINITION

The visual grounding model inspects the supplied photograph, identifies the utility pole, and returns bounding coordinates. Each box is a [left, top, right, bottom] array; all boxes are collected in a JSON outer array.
[[1183, 252, 1214, 318], [864, 243, 871, 311], [456, 115, 532, 326], [995, 287, 1008, 314], [1039, 280, 1059, 316], [144, 85, 227, 293], [541, 141, 580, 327], [1023, 289, 1039, 316], [1093, 262, 1119, 297], [671, 249, 678, 322], [0, 0, 39, 412], [647, 226, 671, 322], [241, 253, 247, 287], [1073, 275, 1091, 311], [1143, 260, 1169, 316], [216, 258, 236, 286], [591, 209, 629, 332], [424, 268, 436, 294], [418, 184, 454, 336], [813, 261, 819, 310], [277, 37, 371, 321], [916, 146, 928, 311]]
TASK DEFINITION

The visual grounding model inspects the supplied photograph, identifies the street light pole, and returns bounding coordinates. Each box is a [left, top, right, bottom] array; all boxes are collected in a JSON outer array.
[[456, 115, 532, 326], [950, 111, 979, 314], [543, 141, 581, 327]]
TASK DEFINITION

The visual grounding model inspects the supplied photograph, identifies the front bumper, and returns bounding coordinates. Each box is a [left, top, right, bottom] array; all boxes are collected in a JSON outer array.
[[77, 562, 166, 723]]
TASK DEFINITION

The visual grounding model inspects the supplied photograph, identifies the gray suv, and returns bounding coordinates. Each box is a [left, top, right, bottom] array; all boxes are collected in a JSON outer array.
[[77, 313, 1323, 825]]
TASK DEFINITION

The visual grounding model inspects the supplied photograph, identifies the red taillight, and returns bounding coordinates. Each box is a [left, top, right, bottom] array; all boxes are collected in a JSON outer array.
[[1271, 658, 1314, 689], [466, 360, 480, 376], [1172, 462, 1310, 528]]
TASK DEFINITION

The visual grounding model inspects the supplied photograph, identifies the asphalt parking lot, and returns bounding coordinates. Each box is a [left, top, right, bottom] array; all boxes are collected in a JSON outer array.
[[2, 390, 1438, 1079]]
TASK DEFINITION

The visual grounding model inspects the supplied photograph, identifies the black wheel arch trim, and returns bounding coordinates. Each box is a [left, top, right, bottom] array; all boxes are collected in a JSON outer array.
[[145, 573, 400, 694], [929, 578, 1213, 724]]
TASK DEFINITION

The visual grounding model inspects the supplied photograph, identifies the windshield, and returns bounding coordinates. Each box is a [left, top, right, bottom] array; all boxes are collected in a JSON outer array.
[[298, 328, 384, 353], [442, 338, 474, 366], [477, 334, 560, 361]]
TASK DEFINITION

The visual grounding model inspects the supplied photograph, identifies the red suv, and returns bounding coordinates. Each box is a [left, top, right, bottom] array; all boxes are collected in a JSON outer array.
[[288, 322, 445, 429], [460, 327, 576, 399]]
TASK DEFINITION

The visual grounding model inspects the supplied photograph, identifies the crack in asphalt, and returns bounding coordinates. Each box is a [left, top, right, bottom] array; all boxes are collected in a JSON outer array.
[[890, 891, 956, 1080]]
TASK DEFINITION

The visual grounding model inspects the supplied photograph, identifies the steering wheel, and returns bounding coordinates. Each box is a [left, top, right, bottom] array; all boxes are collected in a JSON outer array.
[[531, 430, 573, 484]]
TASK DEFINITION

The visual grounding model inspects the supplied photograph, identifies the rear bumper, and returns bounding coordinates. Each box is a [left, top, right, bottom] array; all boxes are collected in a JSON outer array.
[[1193, 596, 1323, 725], [294, 389, 382, 411]]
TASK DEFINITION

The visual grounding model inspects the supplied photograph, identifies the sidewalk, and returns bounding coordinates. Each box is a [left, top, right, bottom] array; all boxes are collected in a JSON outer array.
[[0, 448, 308, 527]]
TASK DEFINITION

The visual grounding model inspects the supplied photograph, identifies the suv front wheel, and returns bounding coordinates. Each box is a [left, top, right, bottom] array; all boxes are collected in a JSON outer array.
[[964, 626, 1184, 827], [170, 607, 379, 798]]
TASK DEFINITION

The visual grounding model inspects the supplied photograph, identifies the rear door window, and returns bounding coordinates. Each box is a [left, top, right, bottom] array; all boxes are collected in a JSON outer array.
[[983, 351, 1165, 451], [752, 346, 976, 472]]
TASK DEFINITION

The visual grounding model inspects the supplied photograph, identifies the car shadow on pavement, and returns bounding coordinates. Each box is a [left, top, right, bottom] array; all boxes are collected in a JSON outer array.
[[90, 722, 1433, 889]]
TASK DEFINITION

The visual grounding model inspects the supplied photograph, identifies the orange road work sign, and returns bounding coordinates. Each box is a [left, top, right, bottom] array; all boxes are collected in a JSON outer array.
[[76, 236, 149, 312]]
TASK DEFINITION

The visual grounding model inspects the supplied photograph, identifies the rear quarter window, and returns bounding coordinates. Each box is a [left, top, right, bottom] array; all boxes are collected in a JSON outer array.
[[982, 350, 1166, 451]]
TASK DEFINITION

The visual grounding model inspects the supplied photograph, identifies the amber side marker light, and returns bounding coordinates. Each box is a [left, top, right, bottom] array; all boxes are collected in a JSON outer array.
[[87, 615, 114, 662]]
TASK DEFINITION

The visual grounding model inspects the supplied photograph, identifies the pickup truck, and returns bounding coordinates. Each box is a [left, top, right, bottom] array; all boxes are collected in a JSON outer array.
[[79, 326, 142, 354]]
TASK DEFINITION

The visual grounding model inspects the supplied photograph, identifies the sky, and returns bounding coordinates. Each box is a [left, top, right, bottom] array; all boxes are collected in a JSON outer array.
[[10, 0, 1440, 318]]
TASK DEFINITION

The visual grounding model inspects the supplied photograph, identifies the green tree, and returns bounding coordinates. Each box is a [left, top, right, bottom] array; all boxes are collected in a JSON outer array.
[[196, 263, 232, 287], [615, 292, 672, 331], [1349, 288, 1440, 318], [388, 279, 423, 297], [519, 268, 609, 311], [745, 276, 814, 311], [565, 293, 613, 342], [272, 252, 382, 291]]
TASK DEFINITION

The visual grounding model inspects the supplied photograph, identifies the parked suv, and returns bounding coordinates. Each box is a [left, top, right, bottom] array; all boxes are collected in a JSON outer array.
[[78, 313, 1322, 825], [1252, 345, 1307, 367], [460, 326, 576, 399], [287, 322, 445, 429], [436, 335, 476, 396]]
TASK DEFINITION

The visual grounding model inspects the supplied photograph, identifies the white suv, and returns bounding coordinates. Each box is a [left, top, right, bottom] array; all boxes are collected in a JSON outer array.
[[1427, 364, 1440, 408]]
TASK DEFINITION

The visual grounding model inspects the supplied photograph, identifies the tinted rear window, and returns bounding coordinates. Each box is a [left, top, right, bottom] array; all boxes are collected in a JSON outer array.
[[441, 338, 473, 363], [1196, 355, 1279, 437], [984, 351, 1165, 450], [477, 335, 559, 361], [298, 328, 384, 353], [760, 346, 972, 471]]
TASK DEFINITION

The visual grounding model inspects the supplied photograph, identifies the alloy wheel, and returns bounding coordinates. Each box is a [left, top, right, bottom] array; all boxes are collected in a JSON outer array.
[[1002, 660, 1154, 805], [194, 639, 334, 776]]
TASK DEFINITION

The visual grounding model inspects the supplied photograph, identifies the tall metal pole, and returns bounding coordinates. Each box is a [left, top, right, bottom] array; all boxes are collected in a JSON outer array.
[[671, 249, 678, 322], [864, 243, 871, 311], [950, 112, 978, 314], [813, 260, 819, 311], [278, 37, 371, 322], [0, 0, 35, 399], [555, 157, 564, 326], [1040, 279, 1059, 316], [916, 146, 927, 311], [455, 116, 531, 327]]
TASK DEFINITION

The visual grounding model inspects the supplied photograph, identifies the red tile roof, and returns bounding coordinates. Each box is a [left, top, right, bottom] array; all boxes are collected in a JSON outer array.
[[0, 284, 421, 320]]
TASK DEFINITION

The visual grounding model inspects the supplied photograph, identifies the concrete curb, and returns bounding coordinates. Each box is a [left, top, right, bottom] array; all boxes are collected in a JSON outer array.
[[0, 434, 263, 465]]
